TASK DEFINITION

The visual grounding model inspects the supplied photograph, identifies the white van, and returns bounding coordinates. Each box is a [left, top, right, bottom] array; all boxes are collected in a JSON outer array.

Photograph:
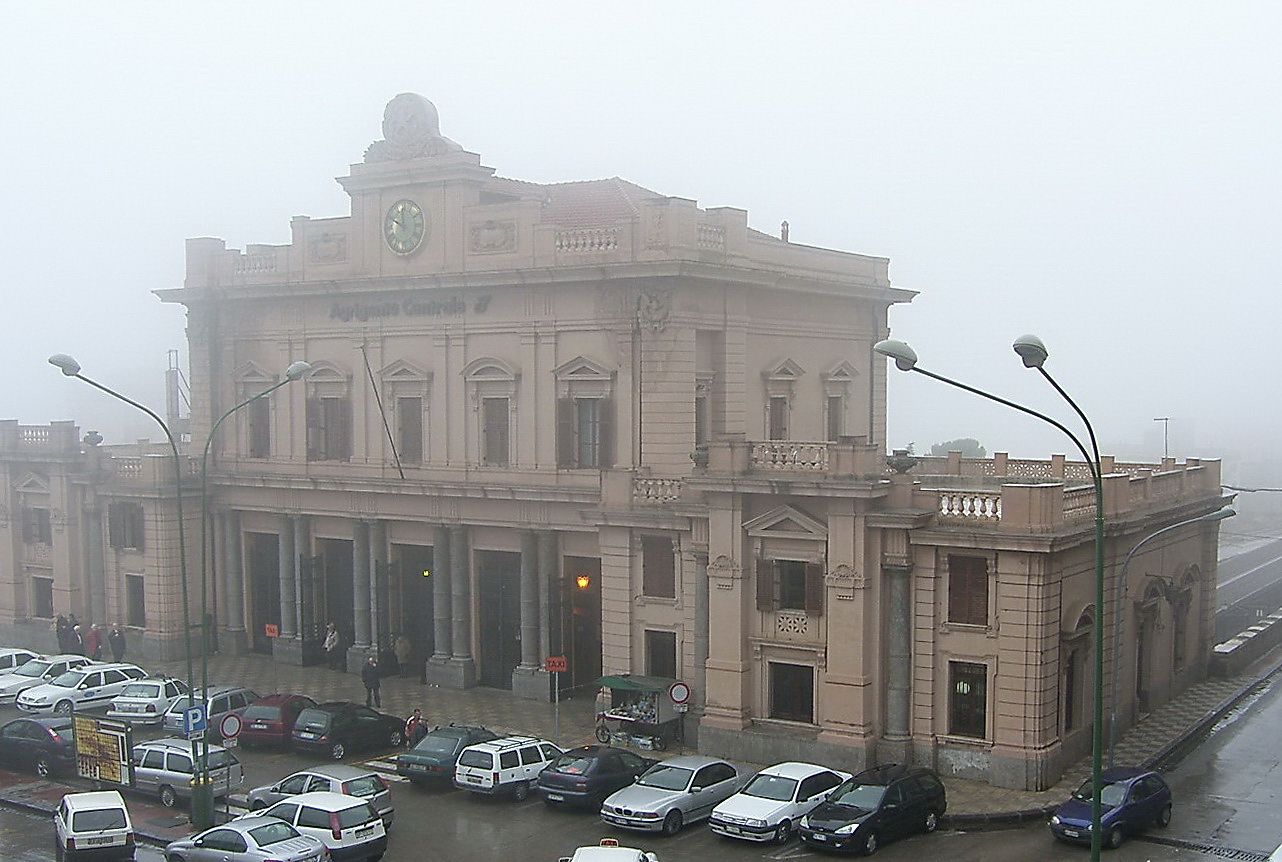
[[454, 735, 563, 800], [53, 790, 135, 862]]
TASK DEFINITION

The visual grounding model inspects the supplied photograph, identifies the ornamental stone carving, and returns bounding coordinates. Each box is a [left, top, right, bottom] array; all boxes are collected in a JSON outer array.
[[636, 290, 670, 333], [309, 232, 347, 263], [825, 563, 865, 600], [364, 93, 463, 162], [707, 555, 741, 589], [470, 220, 516, 253]]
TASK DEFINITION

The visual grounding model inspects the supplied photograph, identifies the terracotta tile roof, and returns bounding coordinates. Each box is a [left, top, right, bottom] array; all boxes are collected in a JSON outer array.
[[487, 175, 667, 227]]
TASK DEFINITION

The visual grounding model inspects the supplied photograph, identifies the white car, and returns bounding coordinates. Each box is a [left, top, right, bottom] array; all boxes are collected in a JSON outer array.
[[454, 735, 564, 800], [107, 677, 189, 725], [0, 647, 39, 674], [709, 761, 850, 843], [17, 663, 147, 714], [0, 654, 93, 704], [53, 789, 135, 862], [559, 839, 659, 862], [257, 791, 387, 860]]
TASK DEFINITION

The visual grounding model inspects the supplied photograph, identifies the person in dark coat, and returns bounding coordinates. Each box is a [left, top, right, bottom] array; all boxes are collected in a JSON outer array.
[[85, 624, 103, 661], [69, 625, 84, 655], [55, 614, 70, 653], [361, 656, 382, 708], [108, 626, 126, 662]]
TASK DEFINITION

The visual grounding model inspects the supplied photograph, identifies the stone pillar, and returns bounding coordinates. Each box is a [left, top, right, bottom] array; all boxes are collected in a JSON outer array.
[[84, 503, 106, 625], [512, 530, 547, 699], [882, 562, 912, 761], [439, 524, 475, 688], [430, 526, 452, 661], [222, 511, 248, 654], [369, 521, 387, 667], [538, 532, 556, 667], [278, 518, 296, 638], [353, 521, 372, 648]]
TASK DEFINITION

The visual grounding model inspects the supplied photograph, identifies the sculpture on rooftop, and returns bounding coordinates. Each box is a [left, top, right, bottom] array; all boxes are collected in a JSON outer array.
[[364, 93, 462, 162]]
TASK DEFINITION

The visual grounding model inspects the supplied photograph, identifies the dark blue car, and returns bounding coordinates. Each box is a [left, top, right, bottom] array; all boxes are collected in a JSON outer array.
[[1049, 766, 1172, 849]]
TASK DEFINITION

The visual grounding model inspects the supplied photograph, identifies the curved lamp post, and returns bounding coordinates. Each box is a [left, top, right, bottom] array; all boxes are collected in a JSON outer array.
[[1108, 507, 1235, 768], [192, 360, 310, 827], [48, 353, 197, 812], [874, 338, 1107, 861]]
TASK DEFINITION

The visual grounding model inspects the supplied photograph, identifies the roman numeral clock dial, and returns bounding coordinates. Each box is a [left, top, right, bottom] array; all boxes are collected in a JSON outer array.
[[384, 199, 426, 255]]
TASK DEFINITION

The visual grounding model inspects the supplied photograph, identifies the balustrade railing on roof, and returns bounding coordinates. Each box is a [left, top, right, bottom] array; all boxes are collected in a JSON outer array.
[[555, 227, 619, 253], [633, 477, 683, 503], [750, 442, 829, 471], [935, 491, 1003, 524]]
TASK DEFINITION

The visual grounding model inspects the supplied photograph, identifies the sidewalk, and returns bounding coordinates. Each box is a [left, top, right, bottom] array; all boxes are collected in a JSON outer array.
[[4, 645, 1279, 846]]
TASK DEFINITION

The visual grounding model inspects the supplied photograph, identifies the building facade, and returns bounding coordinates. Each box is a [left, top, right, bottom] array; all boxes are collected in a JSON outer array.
[[3, 94, 1230, 790]]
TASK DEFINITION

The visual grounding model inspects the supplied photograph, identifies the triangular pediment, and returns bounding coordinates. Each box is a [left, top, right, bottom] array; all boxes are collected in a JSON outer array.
[[231, 361, 274, 384], [763, 358, 805, 381], [824, 360, 859, 381], [743, 505, 827, 539], [15, 472, 50, 494], [552, 355, 613, 380]]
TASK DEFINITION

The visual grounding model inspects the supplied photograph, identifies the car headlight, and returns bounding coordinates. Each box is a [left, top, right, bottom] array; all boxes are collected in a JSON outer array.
[[1050, 815, 1061, 825], [799, 815, 810, 828], [744, 818, 766, 828], [834, 823, 859, 835]]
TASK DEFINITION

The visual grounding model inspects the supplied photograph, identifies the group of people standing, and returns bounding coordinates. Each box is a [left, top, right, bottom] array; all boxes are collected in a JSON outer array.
[[54, 614, 126, 662]]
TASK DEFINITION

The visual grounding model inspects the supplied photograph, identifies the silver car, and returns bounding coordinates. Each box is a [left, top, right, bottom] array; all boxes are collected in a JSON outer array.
[[247, 764, 394, 828], [0, 655, 92, 705], [163, 815, 330, 862], [600, 755, 747, 835], [130, 737, 245, 808]]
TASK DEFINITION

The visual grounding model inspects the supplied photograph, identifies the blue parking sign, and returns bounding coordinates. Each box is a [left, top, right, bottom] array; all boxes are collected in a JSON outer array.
[[183, 705, 207, 739]]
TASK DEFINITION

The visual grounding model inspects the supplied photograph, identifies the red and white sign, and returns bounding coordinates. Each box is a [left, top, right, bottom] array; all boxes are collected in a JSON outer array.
[[545, 655, 568, 673], [668, 682, 690, 704], [220, 712, 242, 739]]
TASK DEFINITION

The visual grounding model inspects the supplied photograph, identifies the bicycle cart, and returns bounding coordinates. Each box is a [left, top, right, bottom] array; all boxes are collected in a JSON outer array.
[[593, 675, 689, 751]]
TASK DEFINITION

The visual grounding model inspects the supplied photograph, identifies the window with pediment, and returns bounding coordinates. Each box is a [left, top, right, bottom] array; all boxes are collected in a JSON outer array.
[[464, 358, 518, 467], [762, 359, 804, 441], [380, 361, 432, 465], [233, 363, 279, 459], [554, 357, 615, 469], [822, 361, 858, 442], [304, 362, 352, 462]]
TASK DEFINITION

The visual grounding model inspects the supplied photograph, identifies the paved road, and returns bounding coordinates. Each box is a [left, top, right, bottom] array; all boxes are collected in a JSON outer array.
[[1217, 538, 1282, 640]]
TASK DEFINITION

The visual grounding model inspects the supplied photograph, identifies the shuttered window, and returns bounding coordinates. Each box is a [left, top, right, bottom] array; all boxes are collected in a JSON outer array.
[[397, 397, 423, 464], [557, 398, 613, 468], [108, 502, 145, 551], [482, 397, 509, 466], [756, 559, 824, 616], [947, 555, 988, 626], [247, 397, 271, 458], [641, 536, 675, 599], [306, 396, 351, 461]]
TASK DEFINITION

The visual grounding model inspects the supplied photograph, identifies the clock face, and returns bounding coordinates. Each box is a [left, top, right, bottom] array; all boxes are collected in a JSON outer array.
[[384, 199, 426, 255]]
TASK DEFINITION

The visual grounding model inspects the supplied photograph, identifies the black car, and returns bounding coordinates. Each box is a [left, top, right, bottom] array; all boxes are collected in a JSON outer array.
[[799, 763, 946, 855], [396, 724, 499, 787], [291, 702, 404, 760], [536, 745, 657, 808], [0, 716, 76, 777]]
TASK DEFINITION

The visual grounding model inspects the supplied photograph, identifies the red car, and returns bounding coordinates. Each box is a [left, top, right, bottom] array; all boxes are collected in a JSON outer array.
[[238, 693, 318, 749]]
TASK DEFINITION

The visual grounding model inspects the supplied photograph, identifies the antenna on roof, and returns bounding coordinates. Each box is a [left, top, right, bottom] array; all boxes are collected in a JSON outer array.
[[780, 221, 790, 242]]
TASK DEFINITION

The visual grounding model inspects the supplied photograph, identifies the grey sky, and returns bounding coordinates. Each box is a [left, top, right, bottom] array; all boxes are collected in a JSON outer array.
[[4, 2, 1279, 466]]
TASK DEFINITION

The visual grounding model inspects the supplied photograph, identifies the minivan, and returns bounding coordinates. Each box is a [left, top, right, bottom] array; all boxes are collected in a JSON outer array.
[[798, 763, 947, 855], [54, 790, 135, 862], [454, 735, 563, 800]]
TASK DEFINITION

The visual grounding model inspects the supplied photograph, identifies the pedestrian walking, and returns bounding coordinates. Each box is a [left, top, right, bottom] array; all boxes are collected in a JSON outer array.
[[86, 624, 103, 661], [404, 708, 427, 747], [55, 613, 70, 653], [69, 624, 84, 655], [324, 622, 343, 670], [361, 656, 381, 708], [108, 625, 126, 662]]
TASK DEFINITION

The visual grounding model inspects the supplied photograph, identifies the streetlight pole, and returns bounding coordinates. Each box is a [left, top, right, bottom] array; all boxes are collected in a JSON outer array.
[[192, 360, 310, 828], [48, 353, 197, 811], [874, 338, 1107, 862], [1108, 507, 1235, 768]]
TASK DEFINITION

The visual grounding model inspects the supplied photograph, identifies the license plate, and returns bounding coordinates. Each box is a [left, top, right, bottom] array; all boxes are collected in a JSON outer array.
[[251, 722, 268, 729], [355, 826, 374, 838], [407, 764, 426, 772], [298, 731, 317, 739], [812, 834, 831, 843], [546, 793, 563, 801], [721, 825, 740, 834], [86, 837, 117, 846], [467, 775, 482, 784], [1063, 828, 1081, 838]]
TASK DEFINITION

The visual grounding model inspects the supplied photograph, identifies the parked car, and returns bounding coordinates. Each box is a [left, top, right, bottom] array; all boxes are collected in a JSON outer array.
[[248, 765, 393, 828], [258, 791, 387, 862], [396, 724, 499, 787], [559, 839, 659, 862], [239, 693, 318, 749], [454, 735, 563, 800], [1048, 766, 1172, 849], [53, 790, 135, 862], [162, 815, 331, 862], [162, 685, 261, 739], [710, 761, 850, 844], [130, 738, 245, 808], [292, 702, 405, 761], [0, 647, 39, 674], [600, 755, 746, 836], [798, 763, 947, 855], [0, 655, 93, 705], [537, 745, 656, 809], [0, 715, 76, 777], [107, 677, 189, 725], [17, 663, 148, 715]]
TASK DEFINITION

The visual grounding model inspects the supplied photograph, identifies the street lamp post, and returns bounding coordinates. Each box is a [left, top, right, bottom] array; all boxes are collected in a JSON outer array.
[[873, 338, 1107, 862], [1108, 507, 1235, 768], [48, 353, 197, 812], [192, 360, 310, 828]]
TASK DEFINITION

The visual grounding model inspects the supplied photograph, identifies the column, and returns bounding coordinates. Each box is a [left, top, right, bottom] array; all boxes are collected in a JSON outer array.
[[83, 503, 106, 625], [442, 524, 475, 688], [883, 563, 912, 747], [512, 530, 547, 700], [538, 532, 556, 668], [353, 521, 371, 649], [278, 518, 296, 638], [222, 511, 247, 654], [431, 526, 452, 661], [369, 521, 387, 658]]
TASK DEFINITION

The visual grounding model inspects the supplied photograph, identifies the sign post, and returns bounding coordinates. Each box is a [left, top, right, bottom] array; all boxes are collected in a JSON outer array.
[[546, 656, 568, 743]]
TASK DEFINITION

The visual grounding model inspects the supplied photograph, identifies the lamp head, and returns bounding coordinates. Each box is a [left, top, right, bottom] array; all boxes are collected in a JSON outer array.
[[1012, 334, 1048, 369], [284, 360, 312, 381], [48, 354, 82, 377], [873, 339, 919, 372]]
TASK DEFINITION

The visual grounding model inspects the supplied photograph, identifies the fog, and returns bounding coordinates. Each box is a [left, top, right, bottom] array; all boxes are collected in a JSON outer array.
[[4, 3, 1280, 487]]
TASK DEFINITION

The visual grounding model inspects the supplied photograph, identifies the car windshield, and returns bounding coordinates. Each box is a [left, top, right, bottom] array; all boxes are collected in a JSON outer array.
[[168, 697, 193, 713], [413, 735, 460, 755], [1072, 778, 1129, 808], [71, 808, 127, 831], [636, 764, 693, 791], [829, 782, 886, 810], [741, 773, 799, 801], [242, 705, 281, 721], [49, 671, 84, 687], [344, 775, 386, 796], [549, 754, 596, 775], [14, 660, 51, 678], [458, 750, 492, 769], [247, 821, 301, 845], [206, 750, 239, 769], [337, 803, 378, 829], [295, 710, 331, 730], [120, 682, 162, 698]]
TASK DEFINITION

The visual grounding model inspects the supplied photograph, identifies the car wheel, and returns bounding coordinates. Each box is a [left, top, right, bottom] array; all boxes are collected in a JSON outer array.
[[159, 785, 178, 808], [512, 780, 530, 802], [250, 799, 266, 811], [773, 819, 792, 844], [388, 730, 404, 748], [924, 809, 940, 833], [595, 724, 610, 743], [54, 700, 73, 716], [34, 754, 52, 777], [330, 742, 346, 760], [1106, 824, 1125, 849], [1156, 803, 1172, 828], [661, 809, 683, 836], [860, 829, 879, 856]]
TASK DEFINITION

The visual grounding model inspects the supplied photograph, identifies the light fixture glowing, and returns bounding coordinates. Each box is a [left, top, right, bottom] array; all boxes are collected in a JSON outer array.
[[576, 575, 591, 590]]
